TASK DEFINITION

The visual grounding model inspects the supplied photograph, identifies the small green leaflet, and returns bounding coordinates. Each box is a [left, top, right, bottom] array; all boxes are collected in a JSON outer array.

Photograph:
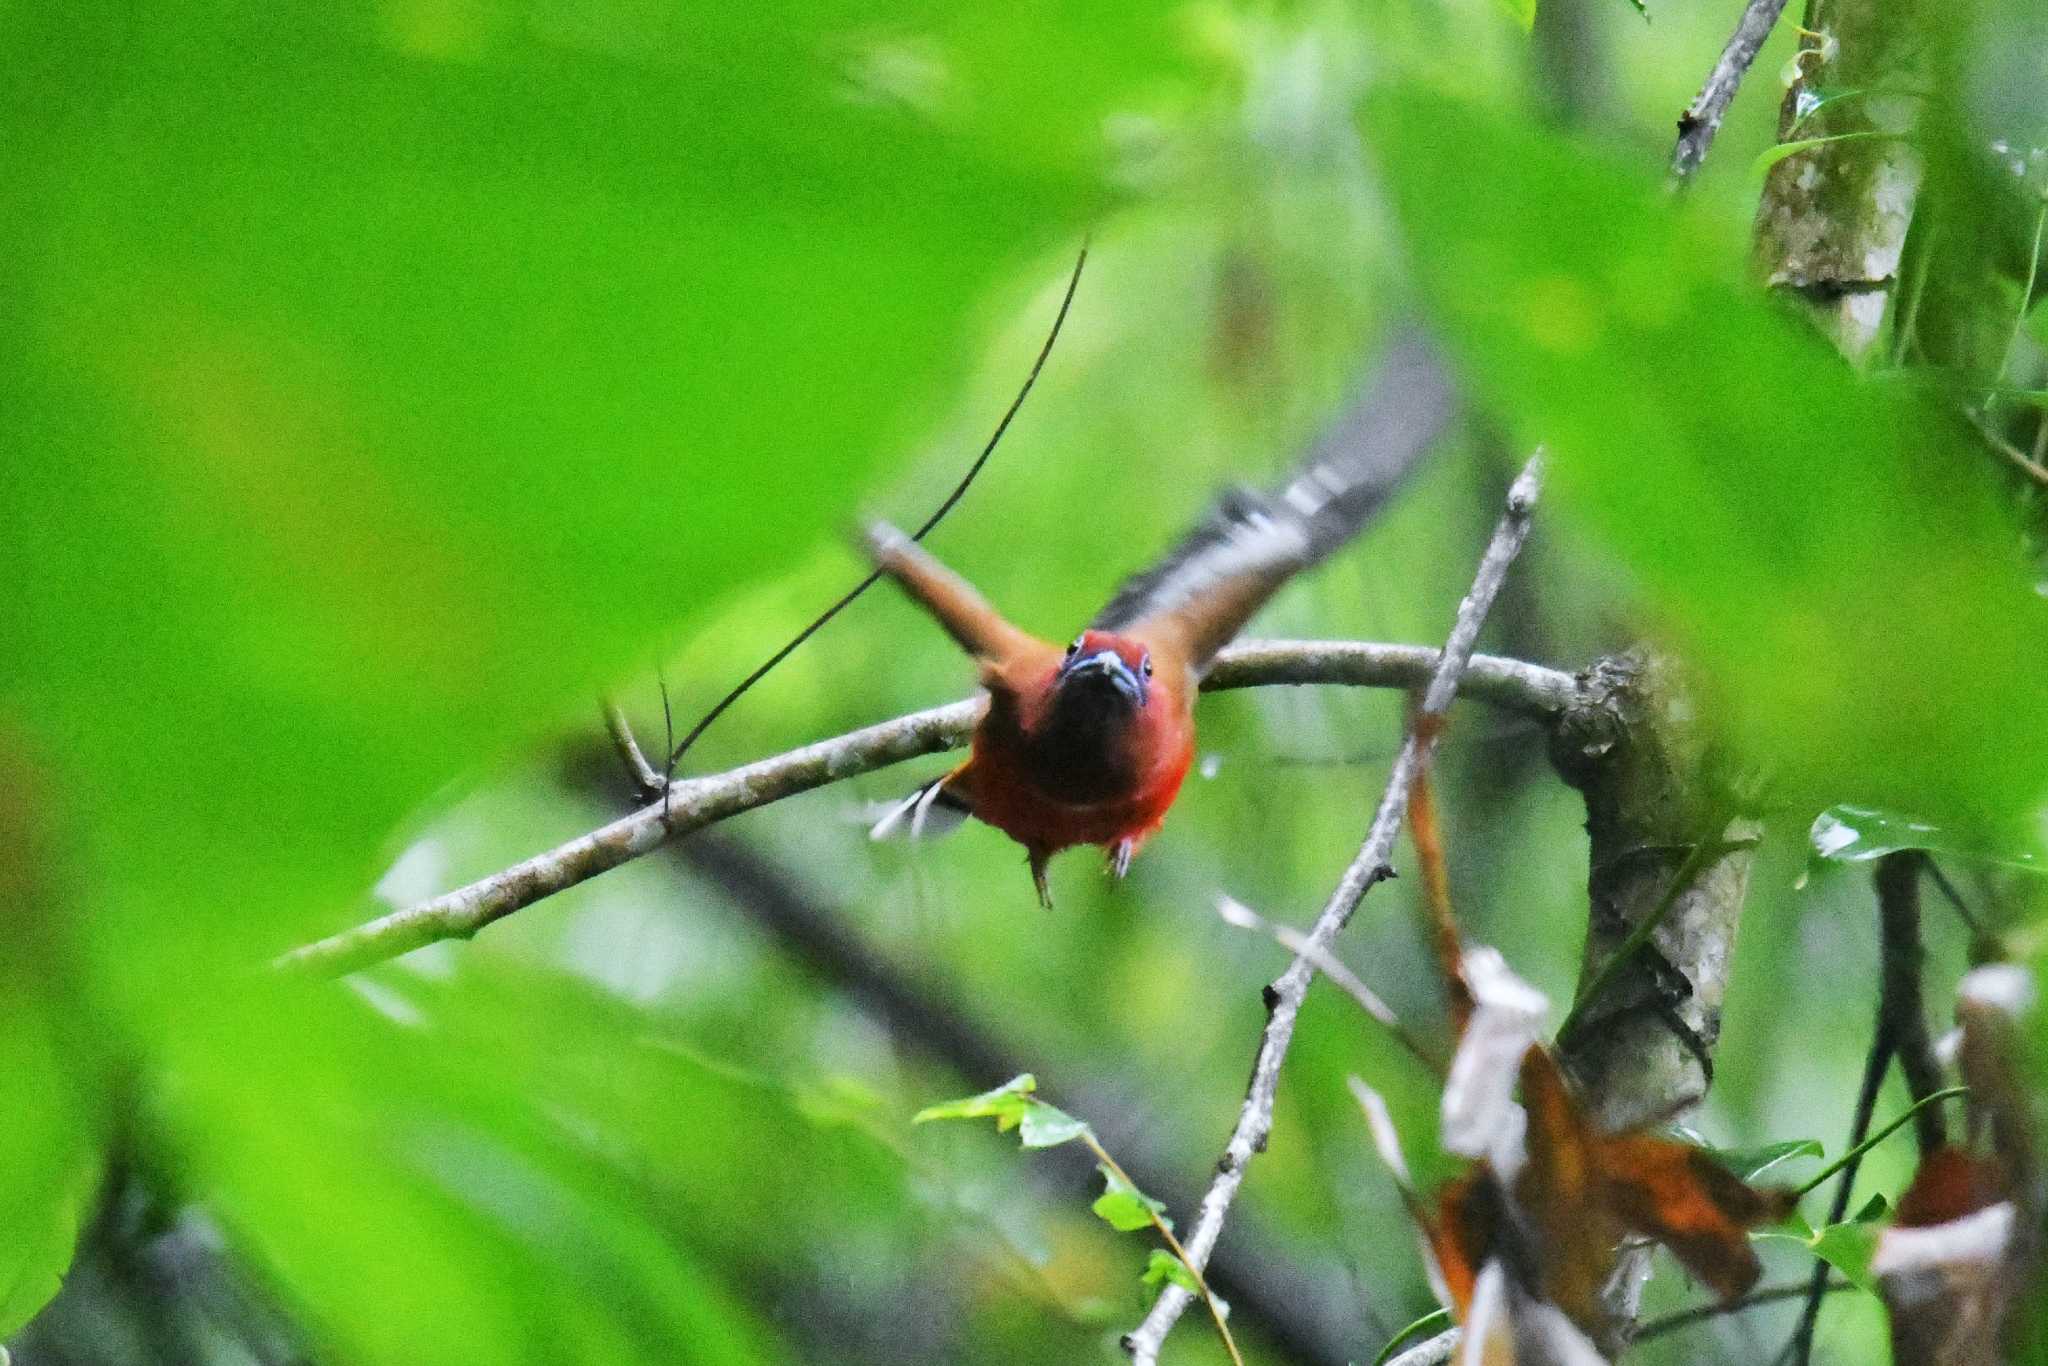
[[1811, 1215, 1884, 1294], [1802, 804, 2043, 888], [1142, 1249, 1202, 1295], [1020, 1104, 1090, 1150], [912, 1074, 1097, 1151], [913, 1073, 1038, 1131], [1756, 1192, 1891, 1295], [1751, 130, 1904, 180], [1704, 1138, 1825, 1183], [1093, 1165, 1170, 1233], [1373, 1308, 1453, 1366]]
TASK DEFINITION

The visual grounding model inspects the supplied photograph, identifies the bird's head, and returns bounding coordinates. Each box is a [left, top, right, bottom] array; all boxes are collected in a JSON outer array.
[[1054, 630, 1152, 711]]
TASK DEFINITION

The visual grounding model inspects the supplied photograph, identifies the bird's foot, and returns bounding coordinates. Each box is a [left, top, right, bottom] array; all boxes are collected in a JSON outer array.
[[1107, 839, 1134, 880], [1029, 850, 1054, 909]]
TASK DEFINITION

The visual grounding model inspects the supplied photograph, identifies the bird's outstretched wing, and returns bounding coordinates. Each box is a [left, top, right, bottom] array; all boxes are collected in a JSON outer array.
[[1092, 328, 1457, 674], [864, 523, 1046, 669]]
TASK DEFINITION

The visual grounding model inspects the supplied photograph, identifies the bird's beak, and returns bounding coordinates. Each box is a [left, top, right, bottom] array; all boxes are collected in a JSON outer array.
[[1063, 650, 1145, 706]]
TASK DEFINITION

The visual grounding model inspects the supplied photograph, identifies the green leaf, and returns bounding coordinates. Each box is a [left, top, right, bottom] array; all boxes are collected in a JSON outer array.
[[1018, 1101, 1091, 1150], [1092, 1164, 1170, 1234], [1496, 0, 1538, 33], [1374, 1308, 1454, 1366], [1759, 1194, 1890, 1295], [1750, 130, 1902, 180], [0, 776, 103, 1343], [913, 1074, 1039, 1132], [2, 8, 1199, 1350], [1808, 804, 2044, 870], [1141, 1248, 1202, 1295], [914, 1078, 1091, 1149], [1706, 1138, 1826, 1183], [1371, 85, 2048, 835], [1787, 87, 1876, 138], [1810, 1218, 1882, 1294], [0, 1088, 96, 1341], [1760, 1211, 1816, 1244], [155, 978, 780, 1365]]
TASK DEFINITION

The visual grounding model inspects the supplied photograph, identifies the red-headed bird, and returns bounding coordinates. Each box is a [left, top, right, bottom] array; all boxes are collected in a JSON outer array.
[[868, 334, 1454, 905]]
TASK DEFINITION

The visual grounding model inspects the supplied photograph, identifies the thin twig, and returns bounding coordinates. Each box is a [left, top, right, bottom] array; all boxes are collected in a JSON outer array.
[[1876, 852, 1947, 1152], [1670, 0, 1795, 182], [1965, 406, 2048, 486], [274, 639, 1578, 978], [1786, 855, 1960, 1359], [1791, 1086, 1968, 1198], [1923, 857, 1985, 936], [658, 243, 1090, 783], [601, 699, 664, 795], [1216, 896, 1443, 1072], [1121, 451, 1544, 1364], [1987, 201, 2048, 412], [1784, 979, 1896, 1365], [1635, 1277, 1852, 1341], [1080, 1134, 1244, 1366]]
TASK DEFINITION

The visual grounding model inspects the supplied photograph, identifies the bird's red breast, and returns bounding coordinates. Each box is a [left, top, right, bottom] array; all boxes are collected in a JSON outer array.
[[953, 641, 1196, 858]]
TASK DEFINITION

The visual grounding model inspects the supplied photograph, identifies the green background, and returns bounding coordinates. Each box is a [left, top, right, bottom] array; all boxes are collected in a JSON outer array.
[[4, 0, 2045, 1362]]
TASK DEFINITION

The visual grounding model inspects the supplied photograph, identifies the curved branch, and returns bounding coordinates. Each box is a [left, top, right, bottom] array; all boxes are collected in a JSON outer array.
[[274, 638, 1576, 979]]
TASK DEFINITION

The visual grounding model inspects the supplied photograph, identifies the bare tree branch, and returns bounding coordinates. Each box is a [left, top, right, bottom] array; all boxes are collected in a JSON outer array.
[[1121, 451, 1544, 1364], [1786, 850, 1947, 1364], [274, 638, 1577, 979], [1670, 0, 1794, 182], [602, 698, 665, 796], [1550, 651, 1761, 1140], [1876, 852, 1946, 1152], [1384, 1330, 1458, 1366]]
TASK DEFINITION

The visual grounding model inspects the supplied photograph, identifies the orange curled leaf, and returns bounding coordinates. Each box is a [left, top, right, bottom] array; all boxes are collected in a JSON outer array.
[[1418, 1047, 1792, 1339]]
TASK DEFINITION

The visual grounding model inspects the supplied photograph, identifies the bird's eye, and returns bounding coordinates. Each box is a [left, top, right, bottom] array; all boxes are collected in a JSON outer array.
[[1067, 636, 1083, 657], [1142, 658, 1154, 676]]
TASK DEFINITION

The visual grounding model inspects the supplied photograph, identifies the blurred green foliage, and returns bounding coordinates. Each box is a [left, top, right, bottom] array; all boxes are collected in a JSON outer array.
[[3, 0, 2045, 1363]]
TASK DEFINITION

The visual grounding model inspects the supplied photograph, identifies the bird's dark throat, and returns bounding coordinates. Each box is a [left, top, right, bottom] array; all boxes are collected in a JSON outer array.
[[1020, 676, 1142, 804]]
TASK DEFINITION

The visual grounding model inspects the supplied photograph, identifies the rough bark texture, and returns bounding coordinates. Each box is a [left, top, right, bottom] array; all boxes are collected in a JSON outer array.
[[1550, 651, 1759, 1338], [1753, 0, 1931, 361], [1374, 652, 1763, 1365], [1551, 652, 1756, 1126]]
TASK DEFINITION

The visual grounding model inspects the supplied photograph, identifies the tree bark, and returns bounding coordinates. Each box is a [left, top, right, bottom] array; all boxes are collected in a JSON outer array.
[[1753, 0, 1933, 361], [1552, 651, 1760, 1337]]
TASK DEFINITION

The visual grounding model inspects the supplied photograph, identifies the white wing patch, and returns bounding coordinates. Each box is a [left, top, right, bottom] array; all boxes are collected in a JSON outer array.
[[1121, 512, 1311, 628], [869, 776, 972, 841]]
